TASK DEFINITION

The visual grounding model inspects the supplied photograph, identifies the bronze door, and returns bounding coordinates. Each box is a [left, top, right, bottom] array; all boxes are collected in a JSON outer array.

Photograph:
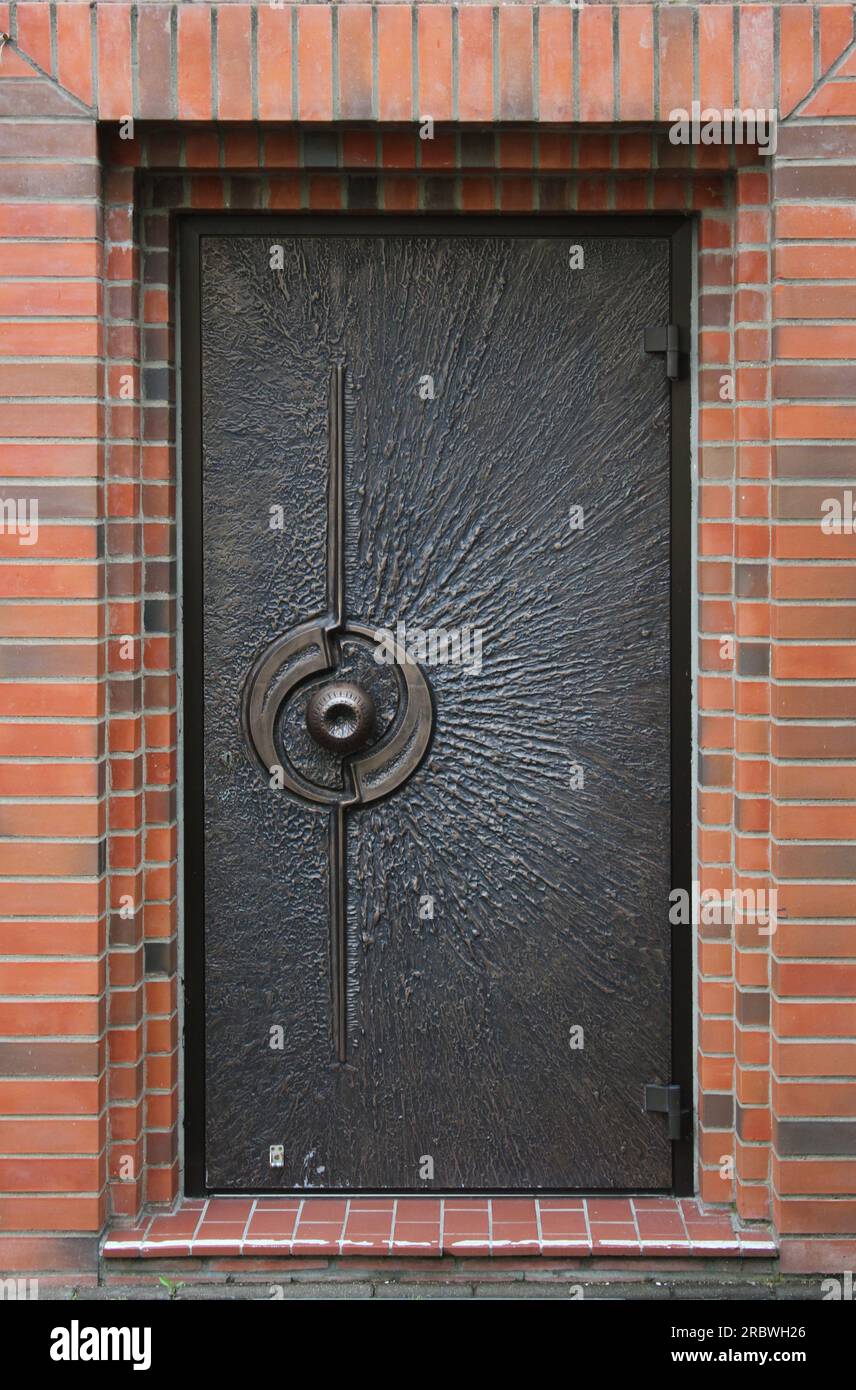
[[182, 217, 691, 1193]]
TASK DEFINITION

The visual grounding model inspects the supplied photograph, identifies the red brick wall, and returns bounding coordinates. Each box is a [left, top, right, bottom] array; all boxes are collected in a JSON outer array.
[[0, 5, 105, 1276], [771, 91, 856, 1265], [1, 2, 856, 1277]]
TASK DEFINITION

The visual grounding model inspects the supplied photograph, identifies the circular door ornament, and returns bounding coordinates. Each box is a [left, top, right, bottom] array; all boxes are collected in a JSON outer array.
[[240, 617, 433, 808], [306, 679, 376, 754]]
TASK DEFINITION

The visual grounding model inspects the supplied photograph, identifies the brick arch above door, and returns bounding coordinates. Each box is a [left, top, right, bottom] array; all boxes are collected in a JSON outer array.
[[4, 3, 856, 126]]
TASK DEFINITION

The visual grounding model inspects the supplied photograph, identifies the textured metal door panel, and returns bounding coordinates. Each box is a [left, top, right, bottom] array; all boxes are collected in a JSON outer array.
[[196, 230, 675, 1190]]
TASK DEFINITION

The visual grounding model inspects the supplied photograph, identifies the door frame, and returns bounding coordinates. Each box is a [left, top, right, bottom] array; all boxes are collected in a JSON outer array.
[[179, 214, 694, 1197]]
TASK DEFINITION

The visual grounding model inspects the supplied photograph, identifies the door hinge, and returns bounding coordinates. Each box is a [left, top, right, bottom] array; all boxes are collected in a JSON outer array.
[[644, 324, 680, 380], [644, 1082, 688, 1141]]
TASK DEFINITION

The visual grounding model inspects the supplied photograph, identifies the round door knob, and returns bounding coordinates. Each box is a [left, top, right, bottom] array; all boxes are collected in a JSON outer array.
[[306, 680, 376, 754]]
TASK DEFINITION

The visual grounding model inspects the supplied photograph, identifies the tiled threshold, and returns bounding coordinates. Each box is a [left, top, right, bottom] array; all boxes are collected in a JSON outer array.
[[104, 1196, 777, 1260]]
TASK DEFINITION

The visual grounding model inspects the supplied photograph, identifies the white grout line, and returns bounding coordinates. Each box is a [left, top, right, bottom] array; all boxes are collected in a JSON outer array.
[[535, 1197, 544, 1256], [582, 1198, 593, 1253], [291, 1195, 305, 1253], [338, 1196, 351, 1255], [238, 1197, 257, 1254], [388, 1196, 398, 1255], [188, 1198, 207, 1255], [629, 1196, 643, 1250], [676, 1198, 693, 1249]]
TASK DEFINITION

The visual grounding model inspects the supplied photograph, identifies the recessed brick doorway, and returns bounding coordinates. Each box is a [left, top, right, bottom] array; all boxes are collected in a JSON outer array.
[[181, 215, 693, 1196]]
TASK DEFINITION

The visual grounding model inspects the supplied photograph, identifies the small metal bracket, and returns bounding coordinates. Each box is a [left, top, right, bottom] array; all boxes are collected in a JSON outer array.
[[644, 324, 680, 380], [269, 1144, 284, 1168], [644, 1082, 687, 1141]]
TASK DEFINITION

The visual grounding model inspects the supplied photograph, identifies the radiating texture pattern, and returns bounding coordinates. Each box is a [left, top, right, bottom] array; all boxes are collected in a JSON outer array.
[[199, 232, 674, 1189]]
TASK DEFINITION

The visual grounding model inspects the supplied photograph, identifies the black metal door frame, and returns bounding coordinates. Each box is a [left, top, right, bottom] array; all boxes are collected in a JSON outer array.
[[179, 214, 694, 1197]]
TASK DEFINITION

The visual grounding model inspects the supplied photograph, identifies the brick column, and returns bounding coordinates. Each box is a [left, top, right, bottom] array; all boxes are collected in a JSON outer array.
[[696, 169, 739, 1209], [102, 139, 146, 1223], [733, 156, 774, 1224], [772, 60, 856, 1269], [0, 30, 106, 1271]]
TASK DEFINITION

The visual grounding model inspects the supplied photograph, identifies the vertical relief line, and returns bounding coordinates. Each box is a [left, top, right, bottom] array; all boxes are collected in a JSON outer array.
[[327, 363, 345, 627], [328, 364, 347, 1062]]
